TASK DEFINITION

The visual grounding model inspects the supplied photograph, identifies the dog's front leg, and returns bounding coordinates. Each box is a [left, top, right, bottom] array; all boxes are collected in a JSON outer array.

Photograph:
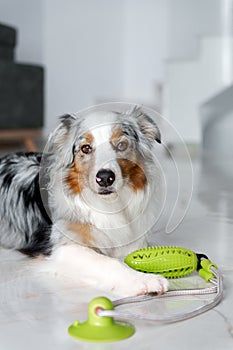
[[49, 244, 168, 297]]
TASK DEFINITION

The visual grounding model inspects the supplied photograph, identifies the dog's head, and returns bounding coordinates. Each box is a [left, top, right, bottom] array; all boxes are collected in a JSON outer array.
[[48, 106, 161, 199]]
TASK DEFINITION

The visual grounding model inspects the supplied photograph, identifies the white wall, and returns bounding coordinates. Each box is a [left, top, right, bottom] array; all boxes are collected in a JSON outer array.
[[123, 0, 168, 104], [0, 0, 170, 136], [43, 0, 170, 134], [0, 0, 43, 64], [43, 0, 126, 134], [2, 0, 227, 143]]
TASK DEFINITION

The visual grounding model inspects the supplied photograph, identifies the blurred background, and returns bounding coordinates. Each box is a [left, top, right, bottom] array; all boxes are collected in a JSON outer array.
[[0, 0, 233, 154]]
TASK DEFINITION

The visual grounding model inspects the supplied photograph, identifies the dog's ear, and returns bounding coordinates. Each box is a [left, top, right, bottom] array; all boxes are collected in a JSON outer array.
[[48, 114, 76, 152], [137, 113, 161, 144], [59, 114, 76, 131], [129, 106, 161, 144]]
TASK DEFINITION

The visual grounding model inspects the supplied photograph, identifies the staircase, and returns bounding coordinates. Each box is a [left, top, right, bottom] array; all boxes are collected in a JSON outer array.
[[200, 84, 233, 157], [164, 36, 233, 143]]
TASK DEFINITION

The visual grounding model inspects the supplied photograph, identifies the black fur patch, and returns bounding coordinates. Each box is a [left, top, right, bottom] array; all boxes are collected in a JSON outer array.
[[0, 152, 53, 256], [19, 225, 53, 257]]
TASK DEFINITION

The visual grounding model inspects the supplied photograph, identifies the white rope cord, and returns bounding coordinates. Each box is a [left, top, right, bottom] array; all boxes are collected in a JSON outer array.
[[98, 267, 223, 323]]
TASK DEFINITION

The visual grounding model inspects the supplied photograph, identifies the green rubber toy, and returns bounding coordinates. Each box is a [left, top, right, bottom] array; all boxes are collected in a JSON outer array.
[[68, 297, 135, 342], [68, 247, 219, 343], [124, 246, 198, 279]]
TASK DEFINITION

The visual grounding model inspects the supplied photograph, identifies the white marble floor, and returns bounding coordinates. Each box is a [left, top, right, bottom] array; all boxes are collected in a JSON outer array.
[[0, 151, 233, 349]]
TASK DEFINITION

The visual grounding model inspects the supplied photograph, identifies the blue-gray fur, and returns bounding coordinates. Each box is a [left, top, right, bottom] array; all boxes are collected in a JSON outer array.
[[0, 152, 52, 256]]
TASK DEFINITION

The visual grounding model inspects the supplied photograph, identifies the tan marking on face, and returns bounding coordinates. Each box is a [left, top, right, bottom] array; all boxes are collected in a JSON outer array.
[[66, 163, 82, 193], [112, 127, 147, 191], [81, 132, 94, 146], [110, 127, 128, 148], [67, 222, 95, 246], [66, 132, 94, 194], [117, 157, 147, 192], [111, 127, 124, 142]]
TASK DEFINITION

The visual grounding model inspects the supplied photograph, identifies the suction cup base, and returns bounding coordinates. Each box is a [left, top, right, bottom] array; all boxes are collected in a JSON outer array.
[[68, 297, 135, 343]]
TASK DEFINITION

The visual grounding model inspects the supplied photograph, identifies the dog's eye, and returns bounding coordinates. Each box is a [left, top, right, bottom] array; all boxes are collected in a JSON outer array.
[[81, 144, 92, 154], [116, 141, 128, 152]]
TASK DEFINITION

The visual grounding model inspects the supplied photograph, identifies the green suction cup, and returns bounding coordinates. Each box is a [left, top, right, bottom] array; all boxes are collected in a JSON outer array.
[[68, 296, 135, 343]]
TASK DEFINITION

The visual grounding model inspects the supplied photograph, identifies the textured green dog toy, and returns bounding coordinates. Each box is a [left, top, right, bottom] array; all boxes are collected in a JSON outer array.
[[124, 246, 198, 279], [68, 297, 134, 342]]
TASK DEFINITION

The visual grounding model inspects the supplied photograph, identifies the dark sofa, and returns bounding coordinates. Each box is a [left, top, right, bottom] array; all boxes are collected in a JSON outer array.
[[0, 23, 44, 149]]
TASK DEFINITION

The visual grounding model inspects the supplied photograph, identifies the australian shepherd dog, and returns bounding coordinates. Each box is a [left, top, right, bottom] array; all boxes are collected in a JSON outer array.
[[0, 106, 168, 296]]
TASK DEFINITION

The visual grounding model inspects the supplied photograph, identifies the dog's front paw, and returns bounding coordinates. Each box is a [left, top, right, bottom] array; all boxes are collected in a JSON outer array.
[[135, 273, 169, 296], [115, 272, 169, 297]]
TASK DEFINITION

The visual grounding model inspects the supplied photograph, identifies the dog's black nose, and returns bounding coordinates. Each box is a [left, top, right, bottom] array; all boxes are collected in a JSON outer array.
[[96, 169, 115, 187]]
